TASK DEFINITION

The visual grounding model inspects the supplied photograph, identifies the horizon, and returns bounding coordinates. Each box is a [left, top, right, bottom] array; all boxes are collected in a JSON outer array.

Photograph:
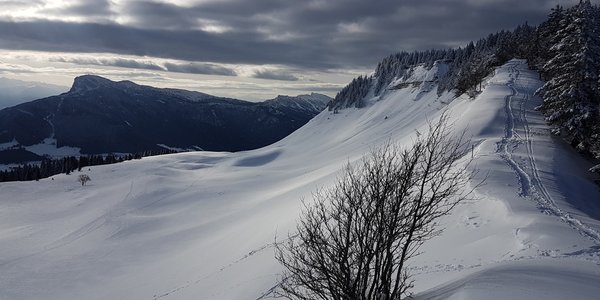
[[0, 0, 594, 101], [2, 1, 600, 299]]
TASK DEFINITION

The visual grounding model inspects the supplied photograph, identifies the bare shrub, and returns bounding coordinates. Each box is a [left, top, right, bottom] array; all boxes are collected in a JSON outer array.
[[275, 115, 477, 300], [77, 174, 91, 186]]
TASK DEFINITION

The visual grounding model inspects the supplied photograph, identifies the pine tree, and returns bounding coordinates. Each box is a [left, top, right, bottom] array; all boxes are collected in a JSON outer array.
[[538, 0, 600, 152], [535, 5, 565, 73], [328, 1, 600, 167]]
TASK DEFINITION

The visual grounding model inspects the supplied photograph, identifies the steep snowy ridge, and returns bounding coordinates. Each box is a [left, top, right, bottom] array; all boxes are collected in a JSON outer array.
[[386, 61, 450, 98], [0, 60, 599, 299], [263, 93, 331, 112], [330, 60, 451, 110], [388, 61, 449, 88]]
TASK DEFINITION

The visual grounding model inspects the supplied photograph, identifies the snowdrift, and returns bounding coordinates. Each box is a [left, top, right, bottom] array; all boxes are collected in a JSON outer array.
[[0, 60, 599, 299]]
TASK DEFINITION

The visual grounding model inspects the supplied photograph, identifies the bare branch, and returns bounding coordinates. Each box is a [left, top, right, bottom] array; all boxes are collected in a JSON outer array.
[[275, 114, 478, 300]]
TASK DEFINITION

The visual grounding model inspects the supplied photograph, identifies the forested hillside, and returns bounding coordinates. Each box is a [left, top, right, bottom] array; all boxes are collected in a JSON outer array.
[[330, 0, 600, 170]]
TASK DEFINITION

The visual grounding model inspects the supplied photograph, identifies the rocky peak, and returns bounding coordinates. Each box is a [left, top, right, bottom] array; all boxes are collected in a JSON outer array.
[[69, 75, 117, 93]]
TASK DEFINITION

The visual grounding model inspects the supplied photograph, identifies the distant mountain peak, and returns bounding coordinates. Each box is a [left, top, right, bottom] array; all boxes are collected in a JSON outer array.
[[70, 75, 117, 93], [0, 78, 328, 158]]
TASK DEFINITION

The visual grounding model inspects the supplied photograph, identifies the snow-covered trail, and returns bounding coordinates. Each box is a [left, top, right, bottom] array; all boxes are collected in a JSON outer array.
[[497, 61, 600, 243], [498, 64, 532, 197], [0, 60, 599, 300], [413, 59, 600, 299]]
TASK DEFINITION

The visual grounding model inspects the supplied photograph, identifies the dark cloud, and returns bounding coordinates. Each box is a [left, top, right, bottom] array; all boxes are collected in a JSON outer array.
[[122, 1, 196, 29], [60, 0, 114, 17], [52, 57, 164, 71], [253, 70, 299, 81], [52, 56, 237, 76], [164, 62, 237, 76], [0, 20, 331, 68], [0, 0, 596, 71]]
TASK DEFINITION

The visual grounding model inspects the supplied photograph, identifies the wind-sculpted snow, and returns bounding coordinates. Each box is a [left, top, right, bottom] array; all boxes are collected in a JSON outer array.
[[414, 260, 600, 300], [233, 149, 282, 167], [0, 60, 599, 299]]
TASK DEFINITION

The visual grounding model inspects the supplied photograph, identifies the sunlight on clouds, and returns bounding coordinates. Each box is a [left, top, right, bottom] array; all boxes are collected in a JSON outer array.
[[0, 0, 113, 23], [197, 19, 232, 34], [0, 0, 44, 20], [338, 22, 367, 34], [0, 50, 358, 101]]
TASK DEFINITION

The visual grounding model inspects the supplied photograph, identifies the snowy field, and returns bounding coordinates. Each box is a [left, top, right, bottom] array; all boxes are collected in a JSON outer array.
[[0, 60, 599, 299]]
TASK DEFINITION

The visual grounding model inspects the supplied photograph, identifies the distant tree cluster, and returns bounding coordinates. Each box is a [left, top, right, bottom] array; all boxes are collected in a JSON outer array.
[[329, 0, 600, 170], [0, 149, 177, 183], [332, 75, 372, 110]]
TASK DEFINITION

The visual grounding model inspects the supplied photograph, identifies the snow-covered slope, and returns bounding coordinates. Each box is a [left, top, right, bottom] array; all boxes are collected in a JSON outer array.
[[0, 60, 599, 299]]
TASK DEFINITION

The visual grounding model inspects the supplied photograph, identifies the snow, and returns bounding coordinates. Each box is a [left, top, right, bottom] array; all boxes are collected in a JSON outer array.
[[7, 110, 83, 158], [386, 61, 449, 97], [388, 61, 448, 88], [0, 60, 599, 299], [24, 137, 81, 157], [414, 259, 600, 300], [0, 138, 18, 151]]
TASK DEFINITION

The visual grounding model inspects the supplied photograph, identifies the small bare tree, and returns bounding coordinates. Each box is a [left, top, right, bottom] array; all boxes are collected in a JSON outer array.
[[275, 115, 477, 300], [77, 174, 91, 186]]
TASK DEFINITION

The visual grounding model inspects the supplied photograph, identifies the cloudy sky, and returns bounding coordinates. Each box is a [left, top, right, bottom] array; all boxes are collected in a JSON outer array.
[[0, 0, 593, 100]]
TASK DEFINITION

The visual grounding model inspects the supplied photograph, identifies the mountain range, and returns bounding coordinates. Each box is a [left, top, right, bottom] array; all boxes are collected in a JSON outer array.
[[2, 58, 600, 300], [0, 75, 330, 163], [2, 2, 600, 299]]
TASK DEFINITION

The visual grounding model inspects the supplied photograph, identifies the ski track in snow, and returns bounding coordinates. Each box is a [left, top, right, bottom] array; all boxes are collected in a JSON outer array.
[[156, 60, 600, 300], [153, 232, 300, 299], [4, 60, 600, 300], [501, 61, 600, 245], [497, 65, 532, 197], [153, 241, 279, 299], [403, 60, 600, 284]]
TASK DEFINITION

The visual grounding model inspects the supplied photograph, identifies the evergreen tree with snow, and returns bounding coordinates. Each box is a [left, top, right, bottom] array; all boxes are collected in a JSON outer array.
[[330, 0, 600, 166], [538, 0, 600, 153], [535, 5, 565, 72]]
